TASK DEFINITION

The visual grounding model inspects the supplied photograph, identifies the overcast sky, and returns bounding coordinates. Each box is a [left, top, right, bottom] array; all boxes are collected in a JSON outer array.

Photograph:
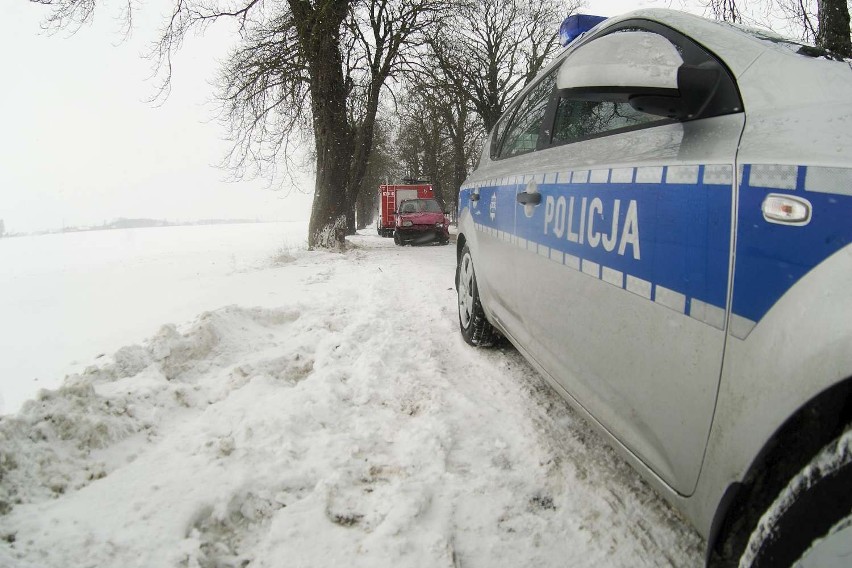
[[1, 0, 704, 234]]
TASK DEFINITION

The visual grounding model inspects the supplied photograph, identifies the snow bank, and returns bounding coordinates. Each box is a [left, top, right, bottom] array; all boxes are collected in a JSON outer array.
[[0, 221, 309, 415], [0, 229, 703, 567]]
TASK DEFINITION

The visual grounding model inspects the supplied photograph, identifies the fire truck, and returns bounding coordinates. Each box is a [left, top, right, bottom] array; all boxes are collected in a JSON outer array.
[[376, 180, 434, 238]]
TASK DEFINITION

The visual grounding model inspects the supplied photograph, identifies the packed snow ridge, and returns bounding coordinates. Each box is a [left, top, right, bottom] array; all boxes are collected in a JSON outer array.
[[0, 229, 703, 567]]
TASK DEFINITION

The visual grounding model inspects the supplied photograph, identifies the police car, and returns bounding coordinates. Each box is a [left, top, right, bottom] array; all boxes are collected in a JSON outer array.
[[455, 9, 852, 567]]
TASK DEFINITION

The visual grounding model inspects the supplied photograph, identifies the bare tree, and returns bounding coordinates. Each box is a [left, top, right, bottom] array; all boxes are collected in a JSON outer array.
[[393, 0, 570, 207], [706, 0, 850, 57], [773, 0, 820, 41], [395, 74, 483, 210], [708, 0, 743, 22], [355, 114, 400, 229], [427, 0, 577, 134], [32, 0, 446, 249]]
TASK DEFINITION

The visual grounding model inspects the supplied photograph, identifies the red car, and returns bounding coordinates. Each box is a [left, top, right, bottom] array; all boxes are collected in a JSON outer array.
[[376, 182, 434, 238], [394, 198, 450, 246]]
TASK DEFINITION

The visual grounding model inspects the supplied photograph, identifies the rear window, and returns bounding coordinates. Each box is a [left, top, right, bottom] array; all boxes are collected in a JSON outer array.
[[400, 199, 442, 213], [396, 189, 418, 203]]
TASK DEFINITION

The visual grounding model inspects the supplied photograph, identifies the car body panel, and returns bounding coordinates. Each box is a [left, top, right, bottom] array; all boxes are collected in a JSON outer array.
[[463, 121, 743, 495], [684, 241, 852, 537], [509, 126, 742, 495], [461, 180, 524, 334]]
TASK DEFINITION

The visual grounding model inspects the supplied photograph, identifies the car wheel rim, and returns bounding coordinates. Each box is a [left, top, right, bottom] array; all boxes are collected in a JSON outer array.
[[458, 253, 474, 329]]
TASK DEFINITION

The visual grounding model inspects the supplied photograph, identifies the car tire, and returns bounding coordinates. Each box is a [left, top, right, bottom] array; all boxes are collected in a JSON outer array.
[[737, 428, 852, 568], [456, 244, 499, 347], [393, 231, 401, 246]]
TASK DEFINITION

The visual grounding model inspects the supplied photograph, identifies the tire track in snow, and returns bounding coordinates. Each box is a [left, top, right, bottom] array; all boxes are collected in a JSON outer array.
[[340, 233, 703, 567]]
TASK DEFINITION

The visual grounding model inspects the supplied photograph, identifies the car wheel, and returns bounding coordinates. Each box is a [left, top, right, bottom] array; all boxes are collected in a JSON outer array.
[[738, 428, 852, 567], [393, 231, 401, 246], [456, 244, 499, 347]]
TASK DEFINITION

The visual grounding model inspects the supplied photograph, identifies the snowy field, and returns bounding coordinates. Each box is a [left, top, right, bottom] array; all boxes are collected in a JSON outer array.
[[0, 225, 704, 567], [0, 222, 309, 415]]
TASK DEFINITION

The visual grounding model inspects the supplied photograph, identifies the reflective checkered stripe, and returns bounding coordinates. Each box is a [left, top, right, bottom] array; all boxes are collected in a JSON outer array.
[[465, 165, 734, 330]]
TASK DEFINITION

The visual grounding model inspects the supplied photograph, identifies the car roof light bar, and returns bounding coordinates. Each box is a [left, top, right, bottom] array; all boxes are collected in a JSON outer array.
[[559, 14, 608, 46]]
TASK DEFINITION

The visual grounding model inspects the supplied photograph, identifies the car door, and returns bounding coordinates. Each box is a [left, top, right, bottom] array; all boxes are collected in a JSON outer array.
[[462, 71, 557, 333], [511, 24, 744, 495]]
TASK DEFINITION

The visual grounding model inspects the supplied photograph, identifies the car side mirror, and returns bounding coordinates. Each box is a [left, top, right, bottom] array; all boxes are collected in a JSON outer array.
[[557, 31, 719, 120], [558, 31, 681, 93]]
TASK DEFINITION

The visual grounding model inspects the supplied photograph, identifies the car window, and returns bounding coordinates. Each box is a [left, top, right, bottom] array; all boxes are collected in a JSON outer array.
[[490, 110, 513, 160], [422, 200, 442, 213], [551, 99, 663, 144], [400, 200, 442, 213], [548, 25, 741, 145], [489, 23, 741, 161], [498, 70, 557, 159]]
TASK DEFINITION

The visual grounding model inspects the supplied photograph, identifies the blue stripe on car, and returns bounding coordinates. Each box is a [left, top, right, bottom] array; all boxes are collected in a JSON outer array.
[[459, 164, 852, 336]]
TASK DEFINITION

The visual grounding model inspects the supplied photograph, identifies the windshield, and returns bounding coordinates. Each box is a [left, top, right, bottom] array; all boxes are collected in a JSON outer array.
[[399, 199, 442, 213]]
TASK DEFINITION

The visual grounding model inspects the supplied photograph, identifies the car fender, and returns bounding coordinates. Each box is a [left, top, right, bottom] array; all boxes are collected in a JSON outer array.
[[689, 243, 852, 536]]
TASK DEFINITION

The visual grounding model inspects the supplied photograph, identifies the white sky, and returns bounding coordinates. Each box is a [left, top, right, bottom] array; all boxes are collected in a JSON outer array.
[[1, 1, 315, 234], [593, 0, 706, 17], [0, 1, 708, 234]]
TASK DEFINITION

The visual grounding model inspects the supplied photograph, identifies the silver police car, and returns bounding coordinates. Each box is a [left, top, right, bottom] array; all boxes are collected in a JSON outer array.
[[456, 9, 852, 567]]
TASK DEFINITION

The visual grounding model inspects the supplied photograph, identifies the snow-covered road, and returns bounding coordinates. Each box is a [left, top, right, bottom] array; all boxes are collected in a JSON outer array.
[[0, 228, 703, 567]]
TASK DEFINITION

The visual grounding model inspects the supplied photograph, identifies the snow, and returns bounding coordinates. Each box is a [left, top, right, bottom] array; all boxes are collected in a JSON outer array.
[[0, 222, 309, 415], [0, 225, 703, 567]]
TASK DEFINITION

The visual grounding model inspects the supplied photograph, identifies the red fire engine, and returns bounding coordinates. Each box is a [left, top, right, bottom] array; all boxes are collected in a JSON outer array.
[[376, 180, 434, 238]]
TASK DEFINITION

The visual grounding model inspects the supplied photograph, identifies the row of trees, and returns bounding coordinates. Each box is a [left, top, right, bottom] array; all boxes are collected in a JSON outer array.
[[353, 0, 567, 226], [33, 0, 851, 248], [33, 0, 575, 248]]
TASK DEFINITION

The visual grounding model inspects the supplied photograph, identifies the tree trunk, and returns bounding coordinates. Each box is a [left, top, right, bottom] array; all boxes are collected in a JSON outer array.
[[355, 185, 374, 230], [346, 81, 385, 235], [307, 57, 352, 251], [291, 0, 354, 250], [817, 0, 852, 57]]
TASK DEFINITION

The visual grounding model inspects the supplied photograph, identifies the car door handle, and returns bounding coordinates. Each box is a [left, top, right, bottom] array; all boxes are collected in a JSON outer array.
[[516, 191, 541, 205]]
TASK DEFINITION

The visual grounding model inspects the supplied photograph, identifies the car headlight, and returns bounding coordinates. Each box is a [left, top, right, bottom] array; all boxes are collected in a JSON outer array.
[[402, 220, 413, 227], [435, 222, 444, 228]]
